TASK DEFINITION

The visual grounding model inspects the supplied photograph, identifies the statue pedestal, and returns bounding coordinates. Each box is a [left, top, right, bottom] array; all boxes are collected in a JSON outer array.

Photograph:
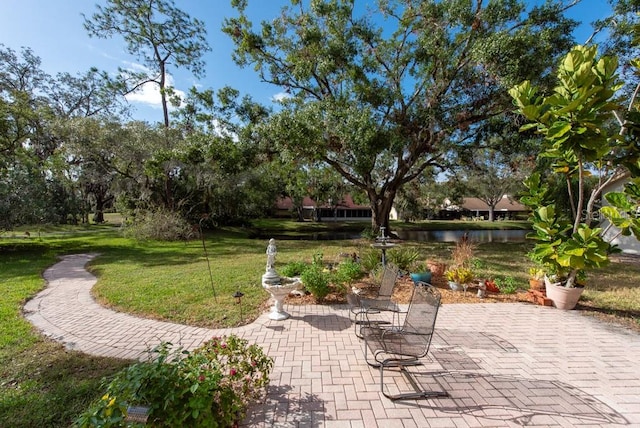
[[262, 274, 301, 321], [261, 239, 301, 321], [266, 286, 293, 320]]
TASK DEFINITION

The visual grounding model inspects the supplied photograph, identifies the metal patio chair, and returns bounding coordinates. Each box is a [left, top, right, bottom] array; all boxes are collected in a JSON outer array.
[[347, 263, 402, 337], [361, 282, 448, 400]]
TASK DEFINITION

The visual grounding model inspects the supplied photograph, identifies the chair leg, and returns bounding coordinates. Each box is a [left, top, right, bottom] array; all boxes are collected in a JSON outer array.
[[355, 315, 362, 338], [355, 310, 392, 339], [379, 360, 448, 400]]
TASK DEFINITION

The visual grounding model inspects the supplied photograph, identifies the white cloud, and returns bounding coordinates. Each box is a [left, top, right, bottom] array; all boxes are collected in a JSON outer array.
[[122, 60, 149, 73], [125, 81, 162, 108], [271, 91, 291, 103], [122, 68, 186, 110]]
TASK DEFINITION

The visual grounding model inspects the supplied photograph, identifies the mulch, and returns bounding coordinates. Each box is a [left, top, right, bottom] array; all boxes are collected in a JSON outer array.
[[284, 273, 535, 306], [283, 266, 640, 333]]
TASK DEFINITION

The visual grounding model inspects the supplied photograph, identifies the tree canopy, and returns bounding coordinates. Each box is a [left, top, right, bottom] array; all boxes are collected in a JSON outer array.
[[83, 0, 211, 127], [224, 0, 578, 230]]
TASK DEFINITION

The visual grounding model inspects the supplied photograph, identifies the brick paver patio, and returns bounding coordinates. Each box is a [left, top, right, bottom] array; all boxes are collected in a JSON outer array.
[[24, 254, 640, 427]]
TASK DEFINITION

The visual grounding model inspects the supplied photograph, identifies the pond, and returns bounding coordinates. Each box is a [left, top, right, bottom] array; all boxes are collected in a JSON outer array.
[[395, 229, 530, 243], [256, 229, 531, 243]]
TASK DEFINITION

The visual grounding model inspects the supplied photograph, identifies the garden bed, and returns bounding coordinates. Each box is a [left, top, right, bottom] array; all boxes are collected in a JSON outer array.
[[285, 274, 535, 306]]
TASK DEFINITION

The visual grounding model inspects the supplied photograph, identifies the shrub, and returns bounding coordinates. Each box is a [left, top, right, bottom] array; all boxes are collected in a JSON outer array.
[[451, 234, 476, 267], [300, 253, 331, 301], [359, 249, 382, 273], [444, 267, 474, 284], [470, 258, 486, 270], [301, 265, 331, 301], [121, 209, 195, 241], [387, 247, 420, 272], [360, 227, 376, 240], [280, 261, 308, 277], [332, 259, 363, 293], [75, 336, 273, 428]]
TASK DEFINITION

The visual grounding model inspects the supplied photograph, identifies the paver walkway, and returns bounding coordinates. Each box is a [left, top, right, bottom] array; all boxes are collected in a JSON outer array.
[[24, 254, 640, 427]]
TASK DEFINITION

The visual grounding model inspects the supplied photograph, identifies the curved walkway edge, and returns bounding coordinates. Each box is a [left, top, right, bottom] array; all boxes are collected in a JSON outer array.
[[24, 253, 267, 360], [23, 254, 640, 427]]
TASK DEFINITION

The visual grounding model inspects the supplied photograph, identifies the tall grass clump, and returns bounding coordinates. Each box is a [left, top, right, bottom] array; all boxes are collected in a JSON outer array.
[[121, 209, 195, 241]]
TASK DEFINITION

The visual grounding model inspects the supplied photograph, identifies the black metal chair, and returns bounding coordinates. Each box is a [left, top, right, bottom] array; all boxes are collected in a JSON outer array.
[[361, 282, 448, 400], [347, 263, 401, 337]]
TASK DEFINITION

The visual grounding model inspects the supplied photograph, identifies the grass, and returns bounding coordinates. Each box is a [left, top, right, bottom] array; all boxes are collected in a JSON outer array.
[[0, 240, 130, 428], [91, 233, 366, 328], [1, 220, 639, 426]]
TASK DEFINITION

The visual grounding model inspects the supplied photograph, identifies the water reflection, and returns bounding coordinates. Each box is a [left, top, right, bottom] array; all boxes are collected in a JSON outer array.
[[255, 229, 530, 243], [395, 229, 529, 243]]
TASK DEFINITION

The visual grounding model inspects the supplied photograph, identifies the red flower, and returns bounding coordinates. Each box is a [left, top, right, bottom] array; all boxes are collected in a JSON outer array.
[[198, 375, 205, 382], [230, 368, 237, 376]]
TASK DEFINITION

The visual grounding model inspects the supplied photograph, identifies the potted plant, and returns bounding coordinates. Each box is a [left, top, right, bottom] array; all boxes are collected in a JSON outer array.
[[444, 268, 459, 290], [444, 267, 473, 291], [510, 45, 638, 309], [409, 262, 433, 285], [528, 267, 545, 291]]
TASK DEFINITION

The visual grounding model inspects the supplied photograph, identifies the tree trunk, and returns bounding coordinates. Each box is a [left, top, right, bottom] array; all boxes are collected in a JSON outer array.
[[370, 192, 395, 234], [87, 183, 112, 223], [164, 170, 174, 211], [159, 61, 170, 128], [488, 205, 495, 222], [93, 210, 105, 223], [566, 269, 578, 288]]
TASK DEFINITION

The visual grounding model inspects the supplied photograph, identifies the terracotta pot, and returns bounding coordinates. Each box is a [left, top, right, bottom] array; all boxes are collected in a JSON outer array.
[[427, 261, 447, 276], [544, 276, 584, 310], [529, 278, 545, 291]]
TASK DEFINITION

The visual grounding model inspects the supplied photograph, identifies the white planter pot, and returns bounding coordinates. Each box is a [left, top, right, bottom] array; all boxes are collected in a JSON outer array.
[[544, 276, 584, 310]]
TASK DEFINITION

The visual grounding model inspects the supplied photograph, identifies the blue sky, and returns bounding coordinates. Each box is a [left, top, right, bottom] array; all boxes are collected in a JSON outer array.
[[1, 0, 612, 123]]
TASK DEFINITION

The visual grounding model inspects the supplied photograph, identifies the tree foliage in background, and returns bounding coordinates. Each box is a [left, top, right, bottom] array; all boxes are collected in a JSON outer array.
[[0, 45, 125, 229], [83, 0, 210, 128], [224, 0, 578, 231], [394, 168, 456, 221], [0, 41, 283, 230], [453, 147, 532, 221]]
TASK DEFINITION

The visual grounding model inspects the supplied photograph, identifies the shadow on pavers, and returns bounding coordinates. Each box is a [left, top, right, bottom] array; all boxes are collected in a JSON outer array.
[[242, 385, 325, 427], [394, 369, 628, 426]]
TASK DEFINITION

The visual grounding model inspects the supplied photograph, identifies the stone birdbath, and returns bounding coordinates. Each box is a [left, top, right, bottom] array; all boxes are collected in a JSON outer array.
[[370, 227, 397, 267], [262, 239, 302, 320]]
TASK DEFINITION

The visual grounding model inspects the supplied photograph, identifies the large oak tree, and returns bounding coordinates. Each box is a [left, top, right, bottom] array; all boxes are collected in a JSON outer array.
[[224, 0, 578, 231]]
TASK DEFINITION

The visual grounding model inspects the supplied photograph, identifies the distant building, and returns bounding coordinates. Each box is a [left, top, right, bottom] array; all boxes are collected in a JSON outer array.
[[444, 195, 528, 220], [275, 195, 373, 221]]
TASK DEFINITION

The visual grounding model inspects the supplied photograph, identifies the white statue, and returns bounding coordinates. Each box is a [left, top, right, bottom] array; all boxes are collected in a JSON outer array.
[[266, 238, 277, 272]]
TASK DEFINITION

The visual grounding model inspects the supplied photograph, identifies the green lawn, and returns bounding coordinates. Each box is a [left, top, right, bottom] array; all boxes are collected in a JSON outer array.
[[0, 221, 638, 426], [0, 238, 130, 428]]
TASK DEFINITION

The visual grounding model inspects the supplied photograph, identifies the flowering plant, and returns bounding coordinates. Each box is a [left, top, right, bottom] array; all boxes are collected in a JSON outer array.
[[444, 267, 473, 284], [76, 335, 273, 427]]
